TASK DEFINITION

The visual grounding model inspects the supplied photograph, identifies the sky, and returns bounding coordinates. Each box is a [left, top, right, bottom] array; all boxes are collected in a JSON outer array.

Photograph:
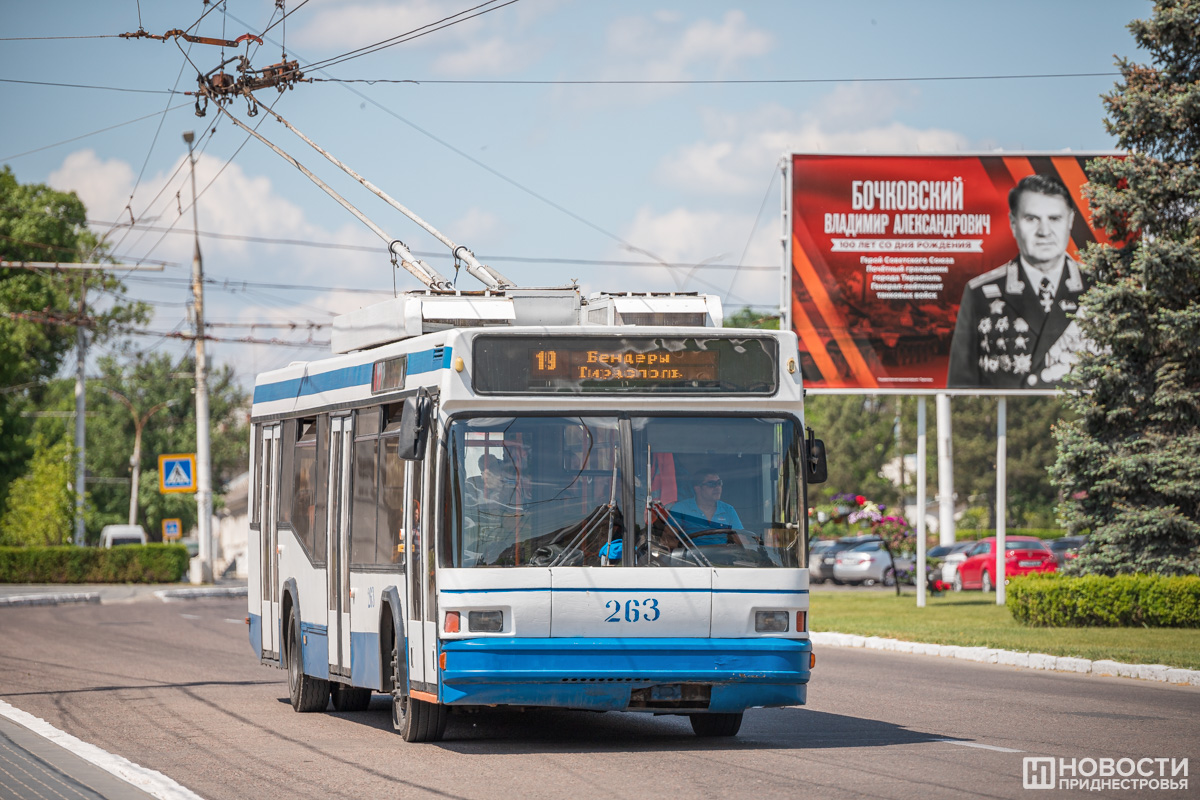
[[1, 0, 1151, 388]]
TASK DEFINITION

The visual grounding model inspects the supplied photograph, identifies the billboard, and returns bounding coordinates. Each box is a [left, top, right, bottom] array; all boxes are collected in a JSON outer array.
[[786, 153, 1121, 393]]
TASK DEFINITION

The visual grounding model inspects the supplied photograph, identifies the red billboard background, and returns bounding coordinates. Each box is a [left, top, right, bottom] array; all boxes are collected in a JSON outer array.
[[789, 153, 1120, 391]]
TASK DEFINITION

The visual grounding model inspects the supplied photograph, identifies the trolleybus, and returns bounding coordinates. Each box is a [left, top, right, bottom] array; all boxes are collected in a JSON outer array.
[[247, 288, 827, 741]]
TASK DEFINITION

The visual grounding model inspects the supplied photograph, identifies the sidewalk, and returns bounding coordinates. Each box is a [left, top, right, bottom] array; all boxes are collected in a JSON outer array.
[[0, 578, 246, 606]]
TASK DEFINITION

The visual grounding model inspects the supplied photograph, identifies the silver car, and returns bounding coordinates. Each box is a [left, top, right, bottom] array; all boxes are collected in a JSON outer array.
[[832, 540, 899, 586]]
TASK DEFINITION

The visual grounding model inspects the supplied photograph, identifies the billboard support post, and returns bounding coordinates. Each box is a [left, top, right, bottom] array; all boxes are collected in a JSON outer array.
[[916, 396, 927, 608], [996, 397, 1008, 604], [936, 394, 956, 547]]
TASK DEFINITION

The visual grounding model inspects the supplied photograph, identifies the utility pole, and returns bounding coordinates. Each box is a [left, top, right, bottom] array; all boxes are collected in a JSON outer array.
[[185, 130, 214, 583], [73, 280, 86, 545]]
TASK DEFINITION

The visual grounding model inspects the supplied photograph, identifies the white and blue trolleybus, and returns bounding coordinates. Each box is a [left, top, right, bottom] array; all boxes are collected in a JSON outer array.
[[247, 288, 828, 741]]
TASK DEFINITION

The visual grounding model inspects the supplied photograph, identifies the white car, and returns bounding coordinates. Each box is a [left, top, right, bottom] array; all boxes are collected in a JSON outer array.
[[100, 524, 147, 547], [832, 540, 898, 586], [938, 542, 974, 585]]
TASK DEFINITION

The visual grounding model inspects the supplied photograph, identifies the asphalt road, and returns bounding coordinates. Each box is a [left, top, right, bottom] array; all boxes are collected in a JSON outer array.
[[0, 597, 1196, 800]]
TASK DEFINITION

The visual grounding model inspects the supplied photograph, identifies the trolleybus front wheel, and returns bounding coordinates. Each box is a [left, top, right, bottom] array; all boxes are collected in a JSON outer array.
[[287, 609, 330, 712], [391, 637, 447, 742], [689, 712, 743, 737]]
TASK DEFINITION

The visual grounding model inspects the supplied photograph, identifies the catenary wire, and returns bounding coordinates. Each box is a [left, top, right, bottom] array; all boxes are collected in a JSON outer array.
[[0, 78, 178, 93], [0, 103, 191, 162], [312, 71, 1122, 85]]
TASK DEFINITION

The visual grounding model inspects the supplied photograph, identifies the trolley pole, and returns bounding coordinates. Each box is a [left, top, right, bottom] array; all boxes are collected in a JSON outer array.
[[185, 130, 214, 584]]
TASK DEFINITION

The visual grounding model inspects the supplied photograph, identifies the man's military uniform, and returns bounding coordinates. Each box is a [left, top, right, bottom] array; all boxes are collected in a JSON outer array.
[[947, 256, 1091, 389]]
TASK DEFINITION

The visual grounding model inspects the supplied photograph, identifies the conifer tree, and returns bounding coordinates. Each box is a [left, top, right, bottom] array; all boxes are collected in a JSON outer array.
[[1052, 0, 1200, 575]]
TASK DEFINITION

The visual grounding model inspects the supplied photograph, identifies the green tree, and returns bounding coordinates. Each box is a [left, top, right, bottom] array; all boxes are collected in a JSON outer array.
[[804, 395, 899, 507], [0, 166, 148, 517], [723, 307, 780, 329], [0, 435, 75, 546], [1051, 0, 1200, 575], [83, 353, 250, 540]]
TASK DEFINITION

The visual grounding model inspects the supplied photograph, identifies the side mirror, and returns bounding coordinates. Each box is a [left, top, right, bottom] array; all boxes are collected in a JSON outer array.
[[805, 427, 828, 485], [397, 390, 432, 461]]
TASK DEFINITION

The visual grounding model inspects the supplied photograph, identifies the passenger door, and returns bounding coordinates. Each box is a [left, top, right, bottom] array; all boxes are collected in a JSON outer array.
[[327, 415, 353, 678], [259, 423, 280, 659]]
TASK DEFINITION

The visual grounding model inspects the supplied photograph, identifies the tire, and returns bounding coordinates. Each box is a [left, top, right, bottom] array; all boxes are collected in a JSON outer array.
[[391, 632, 447, 742], [689, 712, 743, 737], [331, 683, 372, 712], [981, 570, 993, 593], [952, 573, 963, 592], [882, 568, 896, 587], [287, 609, 330, 713]]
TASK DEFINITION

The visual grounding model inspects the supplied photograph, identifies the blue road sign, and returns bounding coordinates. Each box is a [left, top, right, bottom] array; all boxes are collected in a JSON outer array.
[[159, 454, 197, 494]]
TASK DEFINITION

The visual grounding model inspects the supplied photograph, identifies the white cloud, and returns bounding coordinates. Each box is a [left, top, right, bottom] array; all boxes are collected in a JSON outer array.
[[48, 150, 136, 226], [658, 87, 970, 197], [608, 206, 781, 308], [291, 0, 549, 76], [604, 10, 773, 81], [448, 207, 499, 242]]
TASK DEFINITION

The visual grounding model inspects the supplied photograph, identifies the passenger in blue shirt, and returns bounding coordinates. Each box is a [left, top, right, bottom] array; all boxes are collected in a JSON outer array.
[[668, 471, 743, 546]]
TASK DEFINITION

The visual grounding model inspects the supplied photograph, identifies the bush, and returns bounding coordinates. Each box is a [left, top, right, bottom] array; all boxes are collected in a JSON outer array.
[[0, 544, 189, 583], [1007, 573, 1200, 628], [955, 528, 1067, 541]]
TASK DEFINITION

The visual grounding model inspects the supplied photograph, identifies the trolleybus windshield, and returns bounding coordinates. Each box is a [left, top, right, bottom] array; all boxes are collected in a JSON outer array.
[[442, 415, 805, 569]]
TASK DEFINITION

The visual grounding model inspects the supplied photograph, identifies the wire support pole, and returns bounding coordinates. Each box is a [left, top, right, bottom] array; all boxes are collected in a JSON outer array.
[[185, 130, 214, 584], [211, 103, 454, 291], [256, 103, 513, 289]]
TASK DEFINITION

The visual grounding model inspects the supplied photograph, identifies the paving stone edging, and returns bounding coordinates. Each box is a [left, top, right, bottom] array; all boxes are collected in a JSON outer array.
[[0, 593, 100, 607], [810, 631, 1200, 687], [154, 586, 248, 601]]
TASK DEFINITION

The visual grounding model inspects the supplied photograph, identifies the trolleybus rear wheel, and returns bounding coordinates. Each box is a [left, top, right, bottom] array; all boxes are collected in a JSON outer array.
[[689, 712, 743, 737], [331, 683, 372, 712], [391, 635, 447, 742], [287, 609, 330, 712]]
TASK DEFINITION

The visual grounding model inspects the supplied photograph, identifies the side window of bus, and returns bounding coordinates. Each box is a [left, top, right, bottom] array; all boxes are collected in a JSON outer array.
[[380, 403, 406, 566], [291, 418, 318, 558], [351, 407, 381, 565], [278, 419, 295, 528]]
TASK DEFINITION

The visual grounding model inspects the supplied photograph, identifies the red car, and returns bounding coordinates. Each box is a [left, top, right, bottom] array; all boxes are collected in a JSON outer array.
[[953, 536, 1056, 591]]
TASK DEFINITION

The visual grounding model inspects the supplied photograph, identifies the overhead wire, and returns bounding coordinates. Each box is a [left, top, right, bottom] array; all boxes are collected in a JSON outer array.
[[0, 78, 177, 94], [0, 103, 192, 162], [298, 0, 515, 73], [311, 71, 1122, 85]]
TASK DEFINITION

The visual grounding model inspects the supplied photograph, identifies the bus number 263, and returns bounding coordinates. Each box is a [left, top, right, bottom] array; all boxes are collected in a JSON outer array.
[[604, 598, 660, 622]]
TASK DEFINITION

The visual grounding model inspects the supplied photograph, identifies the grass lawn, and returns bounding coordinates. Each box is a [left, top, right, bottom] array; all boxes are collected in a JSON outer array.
[[809, 590, 1200, 670]]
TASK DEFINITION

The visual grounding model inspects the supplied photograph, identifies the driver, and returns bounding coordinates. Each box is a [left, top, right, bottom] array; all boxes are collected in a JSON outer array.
[[667, 470, 743, 546]]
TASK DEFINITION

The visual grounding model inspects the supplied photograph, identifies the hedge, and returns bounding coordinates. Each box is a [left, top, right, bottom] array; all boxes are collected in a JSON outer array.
[[1006, 573, 1200, 628], [0, 544, 189, 584], [955, 528, 1067, 541]]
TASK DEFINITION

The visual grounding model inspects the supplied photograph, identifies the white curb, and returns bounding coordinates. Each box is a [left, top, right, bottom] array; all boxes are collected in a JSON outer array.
[[0, 592, 100, 607], [809, 631, 1200, 686], [154, 586, 248, 602]]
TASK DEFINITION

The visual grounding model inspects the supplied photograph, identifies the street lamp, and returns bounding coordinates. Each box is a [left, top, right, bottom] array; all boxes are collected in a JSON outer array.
[[103, 388, 177, 526]]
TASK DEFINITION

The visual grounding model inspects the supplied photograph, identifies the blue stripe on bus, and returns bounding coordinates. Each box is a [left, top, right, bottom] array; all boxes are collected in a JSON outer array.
[[436, 587, 811, 594], [251, 346, 452, 404]]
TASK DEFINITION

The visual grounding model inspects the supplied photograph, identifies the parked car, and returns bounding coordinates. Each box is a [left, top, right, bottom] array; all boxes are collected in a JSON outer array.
[[100, 524, 147, 548], [954, 536, 1056, 591], [1046, 535, 1088, 568], [935, 541, 975, 586], [833, 539, 899, 586], [810, 535, 881, 584]]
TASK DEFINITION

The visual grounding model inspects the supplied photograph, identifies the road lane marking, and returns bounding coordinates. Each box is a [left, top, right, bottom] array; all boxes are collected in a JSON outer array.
[[180, 614, 201, 620], [0, 700, 206, 800], [936, 738, 1024, 753]]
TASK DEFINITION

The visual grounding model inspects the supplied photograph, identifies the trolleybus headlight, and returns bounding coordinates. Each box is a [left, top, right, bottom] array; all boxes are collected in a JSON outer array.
[[468, 610, 504, 632], [755, 610, 789, 632]]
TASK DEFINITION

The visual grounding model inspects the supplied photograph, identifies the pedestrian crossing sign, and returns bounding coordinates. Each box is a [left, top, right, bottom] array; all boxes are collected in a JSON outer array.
[[158, 454, 197, 494], [162, 518, 182, 540]]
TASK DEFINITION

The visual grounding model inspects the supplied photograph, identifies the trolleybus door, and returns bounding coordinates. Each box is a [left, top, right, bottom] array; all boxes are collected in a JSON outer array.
[[259, 423, 280, 659], [404, 458, 426, 685], [327, 415, 353, 678]]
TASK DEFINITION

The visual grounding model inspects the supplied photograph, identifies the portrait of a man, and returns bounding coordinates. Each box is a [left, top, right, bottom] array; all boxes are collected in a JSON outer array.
[[946, 173, 1093, 389]]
